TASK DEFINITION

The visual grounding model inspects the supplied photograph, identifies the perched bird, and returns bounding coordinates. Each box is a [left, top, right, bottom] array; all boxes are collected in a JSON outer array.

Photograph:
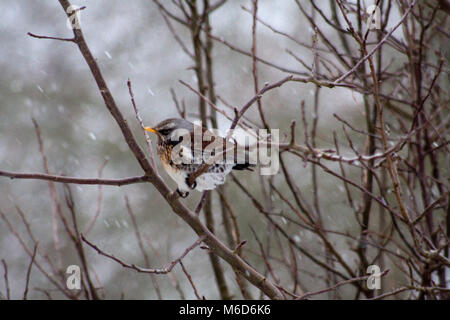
[[145, 118, 254, 198]]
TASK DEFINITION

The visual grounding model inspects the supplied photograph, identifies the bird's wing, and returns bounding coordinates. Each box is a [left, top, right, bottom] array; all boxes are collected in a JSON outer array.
[[194, 126, 252, 165], [172, 124, 253, 168]]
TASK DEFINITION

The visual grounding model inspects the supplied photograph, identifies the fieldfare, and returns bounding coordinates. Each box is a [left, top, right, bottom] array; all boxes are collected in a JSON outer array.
[[145, 118, 254, 198]]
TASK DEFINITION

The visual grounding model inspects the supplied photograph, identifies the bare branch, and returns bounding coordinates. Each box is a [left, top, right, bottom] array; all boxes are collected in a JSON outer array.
[[23, 244, 38, 300], [81, 234, 205, 275], [0, 170, 150, 186]]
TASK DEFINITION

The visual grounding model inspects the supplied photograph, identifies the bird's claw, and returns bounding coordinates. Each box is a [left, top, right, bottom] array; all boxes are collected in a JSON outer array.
[[176, 188, 189, 198], [185, 174, 197, 190]]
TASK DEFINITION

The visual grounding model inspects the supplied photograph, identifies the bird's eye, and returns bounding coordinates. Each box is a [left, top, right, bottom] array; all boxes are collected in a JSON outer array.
[[159, 129, 170, 136]]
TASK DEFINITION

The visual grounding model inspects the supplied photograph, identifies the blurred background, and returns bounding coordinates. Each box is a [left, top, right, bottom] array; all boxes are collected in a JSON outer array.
[[1, 0, 446, 300]]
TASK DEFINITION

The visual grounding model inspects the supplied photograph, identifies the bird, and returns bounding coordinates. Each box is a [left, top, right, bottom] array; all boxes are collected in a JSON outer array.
[[145, 118, 254, 198]]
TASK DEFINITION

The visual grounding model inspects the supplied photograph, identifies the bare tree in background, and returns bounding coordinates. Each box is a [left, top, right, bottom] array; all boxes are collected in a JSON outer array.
[[0, 0, 449, 300]]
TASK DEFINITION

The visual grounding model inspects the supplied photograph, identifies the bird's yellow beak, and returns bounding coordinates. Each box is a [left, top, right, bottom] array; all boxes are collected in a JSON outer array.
[[144, 127, 158, 134]]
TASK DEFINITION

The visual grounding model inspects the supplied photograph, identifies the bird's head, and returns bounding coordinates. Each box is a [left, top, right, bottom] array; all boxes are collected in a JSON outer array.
[[145, 118, 194, 144]]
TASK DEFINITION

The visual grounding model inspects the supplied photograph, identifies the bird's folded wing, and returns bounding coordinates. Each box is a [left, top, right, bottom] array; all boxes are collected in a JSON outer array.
[[173, 127, 253, 166]]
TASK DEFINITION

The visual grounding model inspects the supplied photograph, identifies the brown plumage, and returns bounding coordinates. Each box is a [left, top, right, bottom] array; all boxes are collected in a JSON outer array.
[[145, 118, 254, 197]]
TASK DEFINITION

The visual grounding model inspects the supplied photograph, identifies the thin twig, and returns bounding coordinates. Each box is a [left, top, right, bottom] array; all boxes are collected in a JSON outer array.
[[180, 261, 203, 300], [85, 159, 108, 234], [195, 191, 209, 215], [27, 32, 75, 42], [2, 260, 10, 300], [23, 243, 38, 300], [82, 234, 205, 274], [0, 170, 150, 186], [125, 195, 162, 299], [32, 118, 63, 270], [127, 78, 158, 172], [298, 269, 390, 300]]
